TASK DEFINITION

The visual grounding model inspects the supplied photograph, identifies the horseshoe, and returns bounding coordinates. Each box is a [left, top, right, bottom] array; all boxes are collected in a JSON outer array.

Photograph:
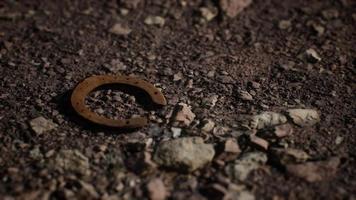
[[71, 75, 167, 128]]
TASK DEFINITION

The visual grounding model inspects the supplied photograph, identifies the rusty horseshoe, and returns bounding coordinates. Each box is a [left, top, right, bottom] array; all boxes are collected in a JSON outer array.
[[71, 75, 167, 128]]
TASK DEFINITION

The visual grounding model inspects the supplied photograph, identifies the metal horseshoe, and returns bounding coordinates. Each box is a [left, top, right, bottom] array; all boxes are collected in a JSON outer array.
[[71, 75, 167, 128]]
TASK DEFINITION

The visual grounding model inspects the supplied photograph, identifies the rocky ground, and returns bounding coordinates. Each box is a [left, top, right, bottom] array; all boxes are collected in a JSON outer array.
[[0, 0, 355, 199]]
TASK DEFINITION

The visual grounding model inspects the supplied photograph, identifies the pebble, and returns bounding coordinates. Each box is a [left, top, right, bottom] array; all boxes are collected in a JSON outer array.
[[238, 90, 253, 101], [200, 119, 215, 132], [172, 103, 196, 127], [278, 20, 291, 30], [154, 137, 215, 172], [202, 95, 219, 108], [286, 157, 340, 182], [250, 112, 287, 129], [173, 72, 183, 81], [219, 0, 253, 18], [223, 138, 241, 155], [286, 109, 320, 127], [225, 152, 267, 181], [48, 149, 90, 175], [146, 178, 168, 200], [273, 124, 293, 138], [335, 136, 343, 145], [200, 7, 217, 22], [311, 24, 325, 36], [104, 59, 127, 73], [305, 48, 321, 63], [144, 16, 165, 27], [321, 9, 339, 20], [29, 116, 58, 135], [109, 23, 132, 36], [171, 127, 182, 138], [249, 134, 269, 151], [270, 148, 309, 165]]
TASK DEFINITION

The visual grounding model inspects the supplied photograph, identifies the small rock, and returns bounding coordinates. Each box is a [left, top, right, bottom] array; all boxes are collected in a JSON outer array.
[[200, 7, 217, 22], [144, 16, 165, 27], [29, 147, 43, 160], [171, 127, 182, 138], [278, 20, 291, 30], [286, 157, 340, 182], [104, 59, 127, 73], [305, 48, 321, 63], [202, 95, 219, 108], [287, 109, 320, 127], [109, 23, 132, 36], [225, 152, 267, 181], [224, 138, 241, 154], [335, 136, 343, 145], [172, 103, 196, 127], [29, 116, 58, 135], [236, 191, 255, 200], [311, 24, 325, 36], [49, 149, 90, 175], [322, 9, 339, 20], [249, 134, 269, 151], [219, 0, 253, 18], [250, 112, 287, 129], [146, 178, 168, 200], [154, 137, 215, 172], [273, 124, 293, 138], [238, 90, 253, 101], [217, 138, 241, 162], [173, 72, 183, 81], [270, 148, 310, 165], [201, 119, 215, 132], [79, 181, 99, 198]]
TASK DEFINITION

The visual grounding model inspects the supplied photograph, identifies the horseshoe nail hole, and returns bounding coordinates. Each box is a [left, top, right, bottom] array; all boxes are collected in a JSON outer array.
[[134, 81, 139, 84], [154, 92, 158, 95], [126, 121, 130, 125]]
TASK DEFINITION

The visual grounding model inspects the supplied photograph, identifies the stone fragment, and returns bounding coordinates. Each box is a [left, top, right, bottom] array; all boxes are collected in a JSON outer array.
[[225, 152, 267, 181], [146, 178, 168, 200], [287, 109, 320, 127], [200, 7, 217, 22], [171, 127, 182, 138], [286, 157, 340, 182], [172, 103, 196, 127], [219, 0, 253, 18], [200, 119, 215, 132], [173, 72, 183, 81], [278, 20, 291, 30], [49, 149, 90, 175], [79, 181, 99, 198], [104, 59, 127, 73], [144, 16, 165, 27], [109, 23, 132, 36], [322, 9, 339, 20], [249, 135, 269, 151], [273, 124, 293, 138], [238, 90, 253, 101], [270, 148, 309, 165], [202, 95, 219, 108], [154, 137, 215, 172], [224, 138, 241, 154], [29, 116, 58, 135], [250, 112, 287, 129], [305, 49, 321, 63], [311, 24, 325, 36]]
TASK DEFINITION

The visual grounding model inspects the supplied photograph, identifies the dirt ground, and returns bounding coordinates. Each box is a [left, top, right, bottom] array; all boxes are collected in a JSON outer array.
[[0, 0, 355, 199]]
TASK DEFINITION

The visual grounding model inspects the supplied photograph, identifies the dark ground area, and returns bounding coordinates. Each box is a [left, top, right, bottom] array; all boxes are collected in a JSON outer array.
[[0, 0, 355, 199]]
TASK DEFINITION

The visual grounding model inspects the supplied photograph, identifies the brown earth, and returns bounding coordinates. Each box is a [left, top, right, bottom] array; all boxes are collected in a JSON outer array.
[[0, 0, 355, 199]]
